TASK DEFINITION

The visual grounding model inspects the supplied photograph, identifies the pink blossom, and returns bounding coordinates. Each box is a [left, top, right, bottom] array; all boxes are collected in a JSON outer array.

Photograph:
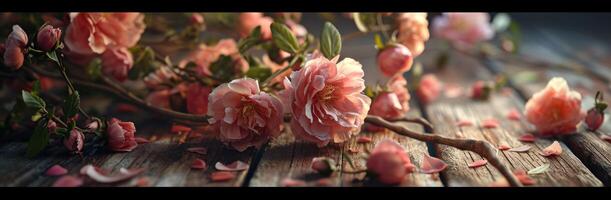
[[377, 44, 414, 77], [36, 25, 62, 52], [366, 92, 403, 133], [432, 13, 494, 50], [281, 56, 371, 146], [387, 76, 411, 114], [189, 13, 205, 26], [3, 25, 28, 70], [366, 139, 415, 185], [186, 83, 212, 115], [145, 89, 172, 109], [180, 39, 248, 77], [143, 67, 178, 90], [101, 47, 133, 82], [311, 157, 336, 176], [417, 74, 442, 104], [237, 13, 273, 40], [63, 129, 84, 153], [106, 118, 138, 152], [395, 13, 429, 57], [524, 77, 582, 136], [207, 78, 284, 151]]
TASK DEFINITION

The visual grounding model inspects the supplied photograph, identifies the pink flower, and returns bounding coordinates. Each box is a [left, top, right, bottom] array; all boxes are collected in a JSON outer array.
[[180, 39, 248, 77], [3, 25, 28, 70], [417, 74, 442, 104], [36, 25, 62, 52], [585, 92, 607, 131], [377, 44, 414, 77], [101, 47, 133, 82], [63, 129, 84, 153], [395, 13, 429, 57], [106, 118, 138, 152], [432, 13, 494, 50], [524, 77, 582, 136], [366, 77, 411, 132], [366, 139, 415, 185], [186, 83, 212, 115], [143, 67, 178, 90], [281, 56, 371, 146], [237, 13, 273, 40], [145, 89, 172, 109], [388, 76, 411, 114], [64, 12, 145, 55], [189, 13, 205, 26], [207, 78, 284, 151], [470, 80, 493, 100]]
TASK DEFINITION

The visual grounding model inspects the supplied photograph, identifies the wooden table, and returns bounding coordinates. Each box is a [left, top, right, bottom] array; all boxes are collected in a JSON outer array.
[[0, 14, 609, 187]]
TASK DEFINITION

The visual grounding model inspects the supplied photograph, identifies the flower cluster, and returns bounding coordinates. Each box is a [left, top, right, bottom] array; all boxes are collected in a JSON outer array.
[[432, 12, 494, 50]]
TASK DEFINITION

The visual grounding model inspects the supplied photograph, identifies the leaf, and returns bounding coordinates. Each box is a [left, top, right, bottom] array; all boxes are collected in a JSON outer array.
[[27, 118, 50, 157], [245, 66, 272, 82], [209, 55, 235, 82], [238, 26, 262, 54], [271, 22, 299, 54], [46, 51, 59, 64], [63, 91, 80, 119], [31, 80, 41, 96], [320, 22, 342, 60], [128, 46, 158, 80], [527, 163, 550, 175], [492, 13, 511, 32], [215, 161, 249, 171], [86, 58, 103, 79], [373, 34, 384, 50], [508, 21, 522, 53], [22, 90, 46, 111]]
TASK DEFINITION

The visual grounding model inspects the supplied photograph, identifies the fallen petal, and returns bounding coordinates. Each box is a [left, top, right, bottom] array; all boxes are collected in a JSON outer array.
[[191, 159, 207, 170], [171, 124, 192, 134], [509, 145, 531, 152], [215, 161, 249, 171], [600, 135, 611, 143], [514, 169, 536, 185], [540, 141, 562, 157], [357, 136, 372, 143], [315, 178, 333, 186], [498, 143, 511, 151], [527, 163, 550, 175], [45, 164, 68, 176], [468, 159, 488, 168], [481, 118, 500, 129], [444, 84, 464, 98], [187, 147, 208, 155], [133, 177, 151, 187], [135, 137, 150, 144], [420, 154, 448, 174], [210, 171, 236, 182], [506, 109, 521, 121], [518, 134, 536, 143], [281, 178, 307, 187], [52, 175, 83, 187], [455, 119, 474, 127], [81, 164, 145, 183]]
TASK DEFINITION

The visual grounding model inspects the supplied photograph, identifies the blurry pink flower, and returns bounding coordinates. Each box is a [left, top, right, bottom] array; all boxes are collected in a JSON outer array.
[[180, 39, 248, 77], [36, 25, 62, 52], [524, 77, 582, 136], [432, 13, 494, 50], [64, 12, 145, 55], [3, 25, 28, 70], [186, 83, 212, 115], [470, 80, 493, 100], [237, 13, 273, 40], [388, 76, 411, 113], [207, 78, 284, 151], [143, 67, 178, 90], [63, 129, 84, 153], [101, 47, 133, 82], [281, 56, 371, 146], [417, 74, 442, 104], [106, 118, 138, 152], [145, 89, 172, 109], [395, 13, 429, 57], [285, 19, 307, 42], [366, 139, 415, 185], [189, 13, 205, 26], [367, 92, 404, 132], [377, 44, 414, 77]]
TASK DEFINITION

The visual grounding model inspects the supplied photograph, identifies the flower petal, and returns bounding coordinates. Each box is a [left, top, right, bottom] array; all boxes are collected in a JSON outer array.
[[506, 108, 521, 121], [357, 136, 372, 143], [509, 145, 531, 152], [281, 178, 307, 187], [540, 141, 562, 157], [468, 159, 488, 168], [455, 119, 474, 127], [210, 171, 236, 182], [191, 159, 207, 170], [187, 147, 208, 155], [518, 134, 536, 143], [420, 154, 448, 174], [81, 164, 145, 183], [215, 160, 249, 171], [52, 175, 83, 187], [498, 142, 511, 151], [45, 164, 68, 176], [514, 169, 536, 185], [481, 118, 500, 129]]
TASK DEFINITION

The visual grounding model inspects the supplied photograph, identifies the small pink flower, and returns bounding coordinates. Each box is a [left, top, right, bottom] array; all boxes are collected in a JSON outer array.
[[101, 47, 133, 82], [47, 120, 57, 133], [281, 56, 371, 146], [585, 92, 607, 131], [3, 25, 28, 71], [417, 74, 442, 104], [106, 118, 138, 152], [395, 13, 429, 57], [524, 77, 582, 136], [366, 139, 415, 185], [189, 13, 205, 26], [186, 83, 212, 115], [180, 39, 248, 77], [237, 13, 273, 40], [145, 89, 172, 109], [207, 78, 284, 151], [36, 25, 62, 52], [432, 13, 494, 50], [63, 129, 84, 153], [143, 67, 178, 90], [367, 91, 404, 132], [377, 44, 414, 77]]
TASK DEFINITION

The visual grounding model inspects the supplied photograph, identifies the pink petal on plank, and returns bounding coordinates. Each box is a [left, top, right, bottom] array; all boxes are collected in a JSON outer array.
[[508, 145, 531, 152], [187, 147, 208, 155], [81, 164, 145, 183], [171, 124, 192, 134], [506, 108, 521, 121], [455, 131, 465, 138], [135, 137, 150, 144], [315, 178, 333, 186], [281, 178, 307, 187], [45, 164, 68, 176], [210, 171, 236, 182], [191, 159, 207, 170], [133, 177, 151, 187], [468, 159, 488, 168], [115, 103, 138, 113], [420, 154, 448, 174], [347, 147, 360, 153], [52, 175, 83, 187], [444, 84, 464, 98], [540, 141, 562, 157], [513, 169, 536, 185], [357, 136, 372, 143], [215, 160, 249, 171], [601, 135, 611, 143], [455, 119, 474, 127], [481, 118, 500, 129], [518, 134, 536, 143], [498, 143, 511, 151]]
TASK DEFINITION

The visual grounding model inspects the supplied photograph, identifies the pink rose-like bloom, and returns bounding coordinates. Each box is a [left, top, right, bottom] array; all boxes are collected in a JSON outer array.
[[63, 129, 84, 153], [64, 12, 145, 55], [377, 44, 414, 77], [366, 139, 415, 185], [388, 76, 411, 113], [36, 25, 62, 52], [524, 77, 582, 136], [101, 47, 133, 82], [207, 78, 284, 152], [237, 13, 273, 40], [366, 92, 403, 132], [186, 83, 213, 115], [281, 56, 371, 147], [180, 39, 248, 77], [106, 118, 138, 152], [432, 13, 494, 50], [395, 13, 429, 57], [417, 74, 442, 104], [3, 25, 28, 70]]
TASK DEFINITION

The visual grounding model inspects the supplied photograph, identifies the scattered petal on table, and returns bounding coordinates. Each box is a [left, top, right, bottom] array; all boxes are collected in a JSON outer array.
[[456, 119, 474, 127], [481, 118, 500, 129], [215, 160, 249, 171], [506, 108, 521, 121], [281, 178, 307, 187], [191, 159, 207, 170], [540, 141, 562, 157], [420, 154, 448, 174], [498, 142, 511, 151], [527, 163, 550, 175], [518, 134, 536, 143], [357, 136, 372, 143], [81, 164, 145, 183], [508, 145, 531, 152], [52, 175, 83, 187], [187, 147, 208, 155], [45, 164, 68, 176], [210, 171, 235, 182], [468, 159, 488, 168], [514, 169, 536, 185]]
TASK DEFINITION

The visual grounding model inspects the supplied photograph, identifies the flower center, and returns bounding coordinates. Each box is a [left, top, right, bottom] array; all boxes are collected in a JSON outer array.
[[319, 85, 336, 102], [241, 103, 255, 117]]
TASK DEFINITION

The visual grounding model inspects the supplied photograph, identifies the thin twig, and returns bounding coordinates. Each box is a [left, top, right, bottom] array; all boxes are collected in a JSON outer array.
[[386, 116, 434, 132]]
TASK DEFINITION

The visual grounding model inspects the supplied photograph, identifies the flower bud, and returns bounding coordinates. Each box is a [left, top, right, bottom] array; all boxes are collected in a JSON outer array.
[[47, 120, 57, 134], [189, 13, 205, 26], [377, 44, 413, 77], [310, 157, 337, 177], [36, 25, 62, 52], [585, 91, 607, 131], [470, 80, 493, 100], [3, 25, 28, 71], [64, 129, 84, 153]]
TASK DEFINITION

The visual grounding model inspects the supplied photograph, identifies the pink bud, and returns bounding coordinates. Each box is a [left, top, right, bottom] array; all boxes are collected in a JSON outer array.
[[470, 80, 493, 100], [36, 25, 62, 52], [64, 129, 84, 153], [190, 13, 205, 26], [47, 120, 57, 133], [585, 108, 604, 131], [3, 25, 28, 70], [85, 120, 99, 131], [377, 44, 413, 77]]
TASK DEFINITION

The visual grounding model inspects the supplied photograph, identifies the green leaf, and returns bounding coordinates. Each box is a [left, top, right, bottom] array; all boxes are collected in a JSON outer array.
[[246, 66, 272, 82], [527, 163, 550, 175], [271, 22, 300, 54], [86, 58, 103, 79], [46, 51, 59, 64], [238, 26, 262, 54], [21, 91, 46, 111], [26, 118, 50, 157], [63, 91, 80, 119], [320, 22, 342, 60], [128, 46, 158, 80], [209, 55, 235, 82], [31, 80, 41, 96], [374, 34, 384, 50]]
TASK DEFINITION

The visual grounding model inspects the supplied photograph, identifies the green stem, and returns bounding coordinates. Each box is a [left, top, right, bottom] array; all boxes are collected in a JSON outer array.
[[261, 55, 300, 88], [53, 52, 90, 119]]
